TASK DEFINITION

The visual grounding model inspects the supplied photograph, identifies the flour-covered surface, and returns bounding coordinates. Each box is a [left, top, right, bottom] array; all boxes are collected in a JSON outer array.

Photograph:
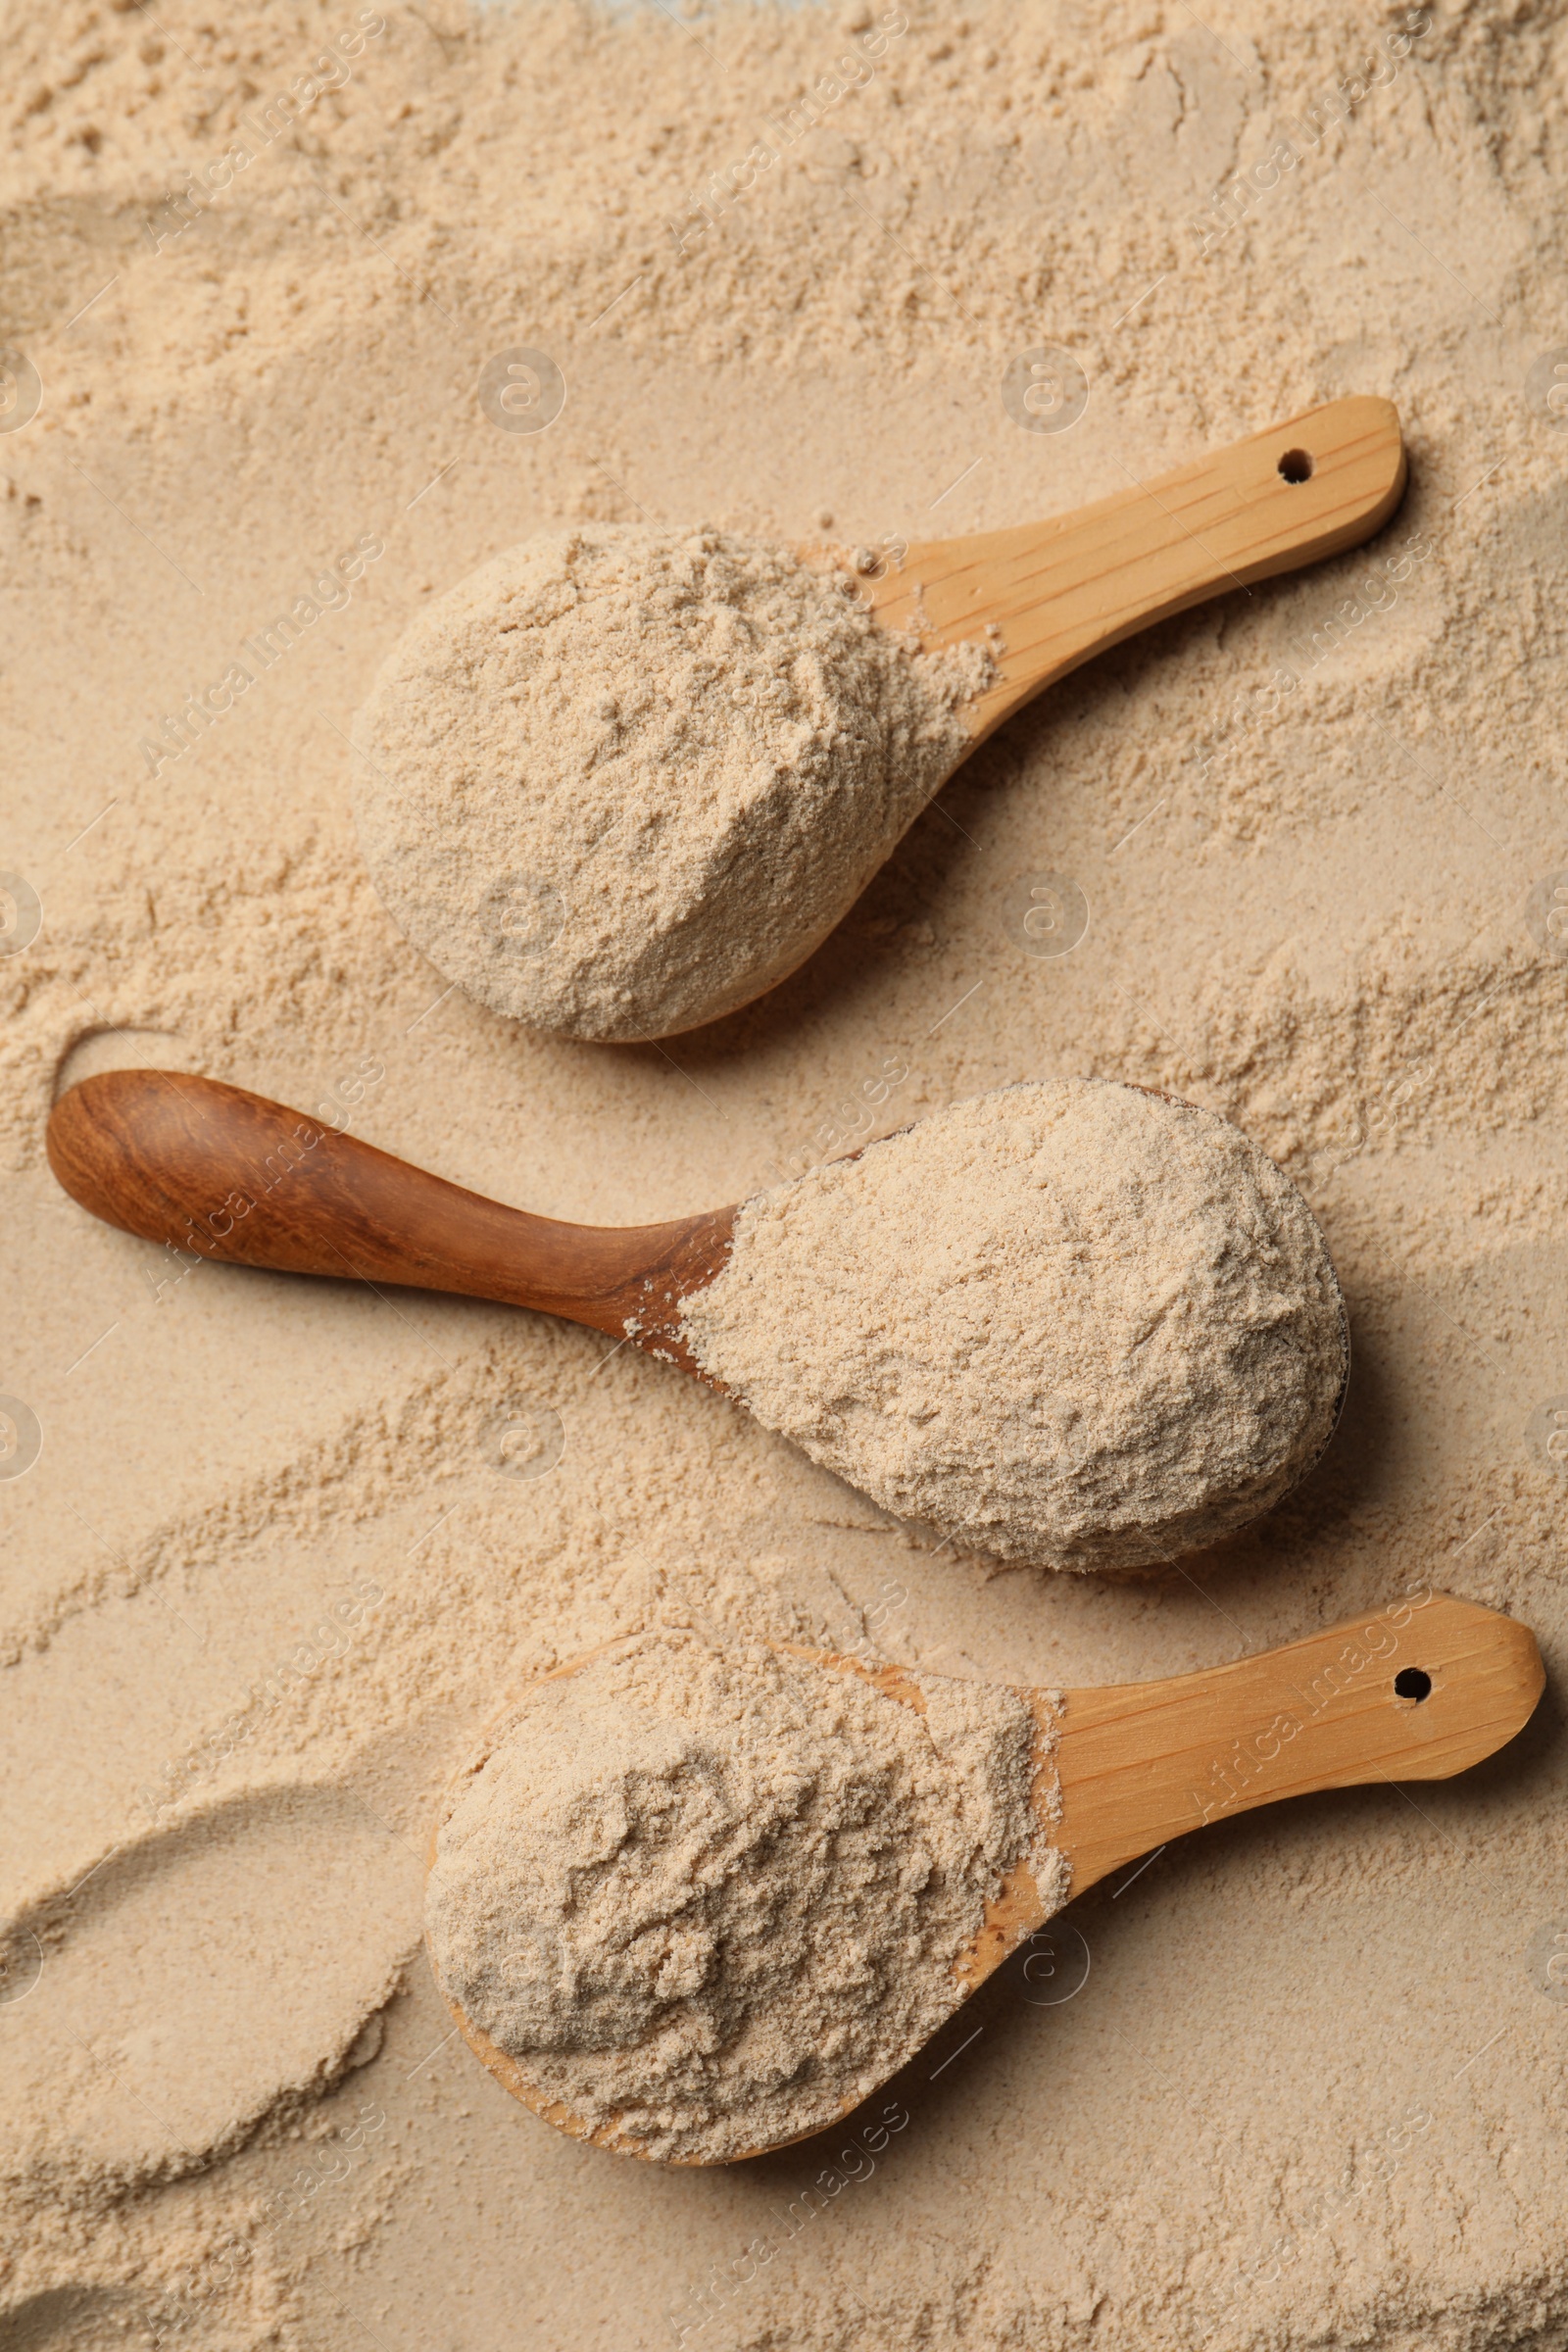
[[2, 0, 1567, 2346]]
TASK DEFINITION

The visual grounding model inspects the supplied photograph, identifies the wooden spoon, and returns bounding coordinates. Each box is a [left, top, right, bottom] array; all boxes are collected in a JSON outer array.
[[356, 396, 1404, 1042], [47, 1067, 1350, 1568], [436, 1591, 1542, 2163], [46, 1066, 1344, 1421], [47, 1067, 730, 1374]]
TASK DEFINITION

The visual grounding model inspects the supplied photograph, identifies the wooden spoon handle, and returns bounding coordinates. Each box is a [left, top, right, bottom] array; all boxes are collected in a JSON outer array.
[[46, 1069, 731, 1350], [871, 393, 1407, 739], [1055, 1592, 1543, 1896]]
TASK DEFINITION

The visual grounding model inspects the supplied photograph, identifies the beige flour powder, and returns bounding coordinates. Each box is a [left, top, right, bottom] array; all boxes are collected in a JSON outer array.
[[424, 1626, 1062, 2164], [684, 1080, 1348, 1570], [5, 0, 1568, 2346], [353, 527, 985, 1041]]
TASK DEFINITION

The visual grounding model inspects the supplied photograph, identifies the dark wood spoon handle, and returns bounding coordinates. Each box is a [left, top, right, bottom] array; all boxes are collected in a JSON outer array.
[[46, 1070, 733, 1358]]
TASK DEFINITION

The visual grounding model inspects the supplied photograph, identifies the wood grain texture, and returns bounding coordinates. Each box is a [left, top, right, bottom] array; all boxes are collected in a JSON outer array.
[[436, 1592, 1541, 2164], [46, 1069, 736, 1375], [845, 393, 1406, 744], [1050, 1587, 1541, 1897]]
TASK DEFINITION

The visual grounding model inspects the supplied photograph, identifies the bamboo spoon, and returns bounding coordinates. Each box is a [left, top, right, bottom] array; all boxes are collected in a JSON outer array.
[[356, 395, 1405, 1043], [817, 392, 1405, 749], [438, 1592, 1543, 2164]]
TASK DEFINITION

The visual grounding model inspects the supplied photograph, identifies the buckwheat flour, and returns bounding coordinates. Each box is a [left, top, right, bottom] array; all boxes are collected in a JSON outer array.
[[353, 527, 985, 1041], [423, 1626, 1061, 2164], [684, 1081, 1348, 1570], [5, 0, 1568, 2347]]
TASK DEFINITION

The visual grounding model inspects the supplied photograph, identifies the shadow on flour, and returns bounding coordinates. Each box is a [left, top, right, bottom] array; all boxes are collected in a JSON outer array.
[[0, 2283, 149, 2352], [52, 1025, 195, 1102]]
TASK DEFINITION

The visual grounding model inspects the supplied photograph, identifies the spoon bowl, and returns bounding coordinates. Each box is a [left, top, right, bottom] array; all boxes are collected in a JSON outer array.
[[436, 1592, 1542, 2163]]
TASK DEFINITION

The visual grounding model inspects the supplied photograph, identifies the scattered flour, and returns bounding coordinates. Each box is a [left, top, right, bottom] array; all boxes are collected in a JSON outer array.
[[423, 1626, 1061, 2164], [5, 0, 1565, 2343], [684, 1081, 1348, 1571], [353, 527, 985, 1042]]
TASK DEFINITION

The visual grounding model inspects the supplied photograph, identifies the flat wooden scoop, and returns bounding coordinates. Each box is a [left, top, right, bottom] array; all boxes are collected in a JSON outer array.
[[818, 392, 1406, 750], [437, 1592, 1542, 2163]]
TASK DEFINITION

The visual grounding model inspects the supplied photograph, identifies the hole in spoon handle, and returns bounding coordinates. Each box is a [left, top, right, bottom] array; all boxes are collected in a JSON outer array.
[[1054, 1592, 1542, 1898]]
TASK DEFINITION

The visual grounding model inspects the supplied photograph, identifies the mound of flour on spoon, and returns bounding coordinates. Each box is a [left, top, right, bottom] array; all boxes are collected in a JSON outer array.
[[423, 1626, 1062, 2165], [353, 526, 986, 1042], [682, 1080, 1348, 1572]]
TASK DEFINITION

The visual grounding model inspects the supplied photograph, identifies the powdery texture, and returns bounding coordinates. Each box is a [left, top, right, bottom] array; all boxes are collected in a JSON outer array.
[[353, 527, 983, 1042], [424, 1627, 1060, 2164], [5, 0, 1568, 2343], [685, 1081, 1348, 1571]]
